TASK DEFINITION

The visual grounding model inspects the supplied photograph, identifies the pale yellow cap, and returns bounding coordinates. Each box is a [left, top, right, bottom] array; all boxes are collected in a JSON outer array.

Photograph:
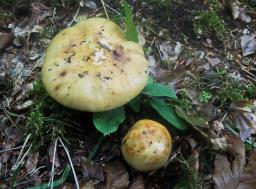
[[122, 119, 172, 172], [42, 18, 148, 112]]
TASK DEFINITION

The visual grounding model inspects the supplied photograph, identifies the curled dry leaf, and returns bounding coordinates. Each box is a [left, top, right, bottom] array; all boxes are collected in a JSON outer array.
[[229, 101, 256, 141]]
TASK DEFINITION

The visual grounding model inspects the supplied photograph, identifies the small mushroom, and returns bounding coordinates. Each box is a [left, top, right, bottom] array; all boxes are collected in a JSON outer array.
[[121, 119, 172, 172], [42, 18, 148, 112]]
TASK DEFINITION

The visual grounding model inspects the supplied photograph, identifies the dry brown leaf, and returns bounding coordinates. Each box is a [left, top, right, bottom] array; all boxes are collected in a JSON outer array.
[[213, 134, 246, 189], [129, 176, 145, 189], [80, 159, 104, 181], [213, 154, 238, 189], [25, 152, 39, 173], [0, 32, 14, 51], [98, 161, 129, 189], [229, 101, 256, 141], [48, 142, 61, 168], [237, 152, 256, 189]]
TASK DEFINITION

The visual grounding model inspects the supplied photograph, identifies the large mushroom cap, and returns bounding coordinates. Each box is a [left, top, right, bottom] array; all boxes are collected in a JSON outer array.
[[42, 17, 148, 112]]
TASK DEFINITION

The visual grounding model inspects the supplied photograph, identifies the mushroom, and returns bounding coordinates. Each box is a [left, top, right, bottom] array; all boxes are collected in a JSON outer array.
[[42, 18, 148, 112], [121, 119, 172, 172]]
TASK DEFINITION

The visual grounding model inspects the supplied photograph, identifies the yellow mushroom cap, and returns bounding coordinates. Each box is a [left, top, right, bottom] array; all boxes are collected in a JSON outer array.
[[121, 119, 172, 172], [41, 18, 148, 112]]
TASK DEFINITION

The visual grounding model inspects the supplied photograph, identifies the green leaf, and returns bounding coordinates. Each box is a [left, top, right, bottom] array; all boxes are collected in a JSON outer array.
[[147, 76, 154, 85], [150, 98, 187, 130], [128, 95, 141, 113], [143, 82, 177, 99], [93, 107, 126, 135], [123, 0, 139, 42]]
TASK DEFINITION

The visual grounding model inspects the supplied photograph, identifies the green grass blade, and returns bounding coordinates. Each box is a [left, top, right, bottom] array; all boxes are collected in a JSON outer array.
[[123, 0, 139, 42]]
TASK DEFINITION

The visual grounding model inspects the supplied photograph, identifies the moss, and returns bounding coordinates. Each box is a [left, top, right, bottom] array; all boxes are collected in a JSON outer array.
[[26, 78, 70, 151], [193, 10, 225, 39]]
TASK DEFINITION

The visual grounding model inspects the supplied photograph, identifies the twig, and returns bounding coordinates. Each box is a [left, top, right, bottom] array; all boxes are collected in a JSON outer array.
[[49, 139, 58, 189], [58, 137, 80, 189], [12, 145, 32, 171], [100, 0, 109, 20], [12, 133, 31, 170], [0, 145, 28, 154], [68, 7, 80, 27]]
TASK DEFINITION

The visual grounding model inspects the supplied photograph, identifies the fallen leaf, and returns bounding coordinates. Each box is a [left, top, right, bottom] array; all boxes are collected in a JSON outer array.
[[29, 2, 51, 25], [206, 56, 221, 67], [0, 32, 14, 51], [80, 158, 104, 181], [229, 101, 256, 141], [98, 161, 129, 189], [129, 176, 145, 189], [25, 152, 39, 173], [229, 1, 251, 23], [240, 34, 256, 57], [79, 0, 97, 9], [159, 42, 183, 61], [212, 134, 245, 189], [213, 154, 239, 189], [48, 142, 61, 168], [0, 144, 12, 164], [237, 152, 256, 189]]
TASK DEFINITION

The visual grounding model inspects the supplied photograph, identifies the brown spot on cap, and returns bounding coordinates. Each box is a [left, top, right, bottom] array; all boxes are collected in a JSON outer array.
[[54, 84, 62, 91], [60, 71, 67, 77]]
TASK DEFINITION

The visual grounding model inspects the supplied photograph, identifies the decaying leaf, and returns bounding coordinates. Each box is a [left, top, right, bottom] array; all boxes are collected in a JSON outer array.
[[80, 159, 104, 181], [159, 42, 183, 61], [237, 152, 256, 189], [25, 152, 39, 173], [129, 176, 145, 189], [240, 34, 256, 57], [79, 0, 97, 9], [229, 101, 256, 141], [213, 154, 239, 189], [229, 0, 251, 23], [48, 142, 61, 168], [213, 134, 246, 189], [214, 140, 256, 189], [98, 161, 129, 189], [0, 32, 14, 51]]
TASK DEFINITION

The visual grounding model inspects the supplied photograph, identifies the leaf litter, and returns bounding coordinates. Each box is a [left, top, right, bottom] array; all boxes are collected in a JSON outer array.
[[1, 0, 256, 188]]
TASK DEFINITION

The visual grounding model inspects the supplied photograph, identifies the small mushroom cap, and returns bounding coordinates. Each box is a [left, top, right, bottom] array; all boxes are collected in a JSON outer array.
[[42, 18, 148, 112], [121, 119, 172, 172]]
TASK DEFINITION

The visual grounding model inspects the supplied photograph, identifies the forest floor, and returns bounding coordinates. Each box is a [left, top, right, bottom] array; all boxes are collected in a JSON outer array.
[[0, 0, 256, 188]]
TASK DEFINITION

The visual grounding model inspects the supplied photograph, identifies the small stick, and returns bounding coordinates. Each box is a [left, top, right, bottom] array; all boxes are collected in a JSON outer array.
[[12, 145, 32, 171], [0, 145, 27, 154], [48, 139, 58, 189], [68, 7, 80, 27], [12, 134, 31, 170], [58, 137, 80, 189], [100, 0, 109, 20]]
